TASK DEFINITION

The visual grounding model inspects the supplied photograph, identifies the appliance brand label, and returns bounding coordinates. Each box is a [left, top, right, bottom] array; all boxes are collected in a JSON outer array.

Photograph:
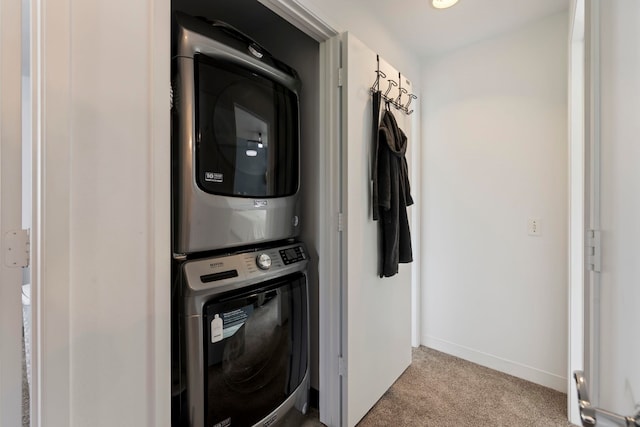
[[212, 417, 231, 427], [254, 199, 267, 208], [205, 172, 223, 183], [209, 262, 224, 269], [263, 413, 278, 427]]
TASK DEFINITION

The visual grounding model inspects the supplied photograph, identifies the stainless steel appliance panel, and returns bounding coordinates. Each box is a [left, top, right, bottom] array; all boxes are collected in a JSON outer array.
[[173, 13, 301, 255], [180, 242, 309, 427]]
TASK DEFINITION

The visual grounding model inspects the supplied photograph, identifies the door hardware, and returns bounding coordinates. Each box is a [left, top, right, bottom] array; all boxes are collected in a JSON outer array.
[[574, 371, 640, 426]]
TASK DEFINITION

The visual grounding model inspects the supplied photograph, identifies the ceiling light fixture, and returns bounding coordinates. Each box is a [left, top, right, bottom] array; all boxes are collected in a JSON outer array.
[[432, 0, 459, 9]]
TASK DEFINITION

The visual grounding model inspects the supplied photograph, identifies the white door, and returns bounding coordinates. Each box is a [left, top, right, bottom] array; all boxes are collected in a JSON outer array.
[[0, 0, 25, 424], [574, 1, 640, 425], [340, 32, 414, 427]]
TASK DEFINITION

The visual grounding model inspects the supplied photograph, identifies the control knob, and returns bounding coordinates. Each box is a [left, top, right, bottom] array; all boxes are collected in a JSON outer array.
[[256, 253, 272, 270]]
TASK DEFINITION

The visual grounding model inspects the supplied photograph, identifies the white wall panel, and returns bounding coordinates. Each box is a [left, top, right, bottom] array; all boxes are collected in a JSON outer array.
[[421, 12, 569, 392], [294, 0, 420, 92], [36, 0, 171, 425], [0, 0, 24, 423], [67, 0, 171, 423]]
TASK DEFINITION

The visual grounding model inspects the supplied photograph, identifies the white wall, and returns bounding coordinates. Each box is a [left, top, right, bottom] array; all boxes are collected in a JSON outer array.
[[294, 0, 420, 96], [68, 0, 169, 423], [36, 0, 171, 425], [420, 12, 569, 392]]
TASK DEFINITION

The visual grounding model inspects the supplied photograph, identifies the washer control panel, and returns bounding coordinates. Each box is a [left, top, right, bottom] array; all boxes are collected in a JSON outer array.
[[184, 242, 308, 293]]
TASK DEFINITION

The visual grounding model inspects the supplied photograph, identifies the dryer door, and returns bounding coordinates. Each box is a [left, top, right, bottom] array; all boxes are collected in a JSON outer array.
[[195, 53, 300, 198]]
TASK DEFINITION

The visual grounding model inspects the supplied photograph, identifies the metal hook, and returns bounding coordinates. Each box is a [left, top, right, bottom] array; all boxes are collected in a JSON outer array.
[[395, 87, 408, 107], [370, 70, 386, 93], [404, 93, 418, 114], [383, 79, 398, 98]]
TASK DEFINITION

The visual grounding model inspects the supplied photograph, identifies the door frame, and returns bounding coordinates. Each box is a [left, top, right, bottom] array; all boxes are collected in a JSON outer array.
[[29, 0, 73, 423], [568, 0, 595, 424], [576, 0, 640, 419], [317, 34, 343, 427], [0, 0, 25, 424]]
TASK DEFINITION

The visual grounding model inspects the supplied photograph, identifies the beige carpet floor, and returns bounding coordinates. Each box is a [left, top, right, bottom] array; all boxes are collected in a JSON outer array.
[[357, 346, 578, 427], [20, 343, 576, 426]]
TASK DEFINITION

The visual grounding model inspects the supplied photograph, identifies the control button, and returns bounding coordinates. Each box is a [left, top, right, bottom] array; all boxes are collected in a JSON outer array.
[[279, 246, 305, 265], [256, 253, 272, 270]]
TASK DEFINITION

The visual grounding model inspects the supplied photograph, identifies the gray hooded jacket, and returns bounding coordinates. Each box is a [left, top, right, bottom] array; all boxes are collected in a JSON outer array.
[[373, 107, 414, 278]]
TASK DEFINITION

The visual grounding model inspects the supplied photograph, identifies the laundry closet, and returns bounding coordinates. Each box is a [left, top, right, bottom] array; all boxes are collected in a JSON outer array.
[[169, 1, 419, 426], [170, 1, 322, 425]]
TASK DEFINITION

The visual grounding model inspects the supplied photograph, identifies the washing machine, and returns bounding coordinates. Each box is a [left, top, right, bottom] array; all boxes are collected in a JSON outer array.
[[174, 241, 309, 427]]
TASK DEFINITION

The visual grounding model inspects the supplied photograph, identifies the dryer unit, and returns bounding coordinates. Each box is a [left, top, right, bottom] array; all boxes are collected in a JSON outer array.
[[172, 12, 302, 255]]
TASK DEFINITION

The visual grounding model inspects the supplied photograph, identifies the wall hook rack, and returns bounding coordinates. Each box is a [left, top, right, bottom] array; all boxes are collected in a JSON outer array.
[[369, 55, 418, 115]]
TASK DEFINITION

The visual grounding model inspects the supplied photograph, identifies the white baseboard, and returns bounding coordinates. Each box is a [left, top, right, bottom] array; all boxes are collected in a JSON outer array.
[[422, 335, 567, 393]]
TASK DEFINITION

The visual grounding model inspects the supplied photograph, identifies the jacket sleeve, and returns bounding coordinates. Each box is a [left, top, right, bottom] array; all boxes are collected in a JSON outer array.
[[402, 157, 414, 207], [377, 127, 392, 212]]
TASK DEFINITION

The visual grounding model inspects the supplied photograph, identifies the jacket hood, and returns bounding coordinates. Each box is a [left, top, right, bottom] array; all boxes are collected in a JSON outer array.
[[379, 109, 407, 156]]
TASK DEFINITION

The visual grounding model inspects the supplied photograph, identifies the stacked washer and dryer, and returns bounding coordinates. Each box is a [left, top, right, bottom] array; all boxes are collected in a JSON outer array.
[[171, 12, 310, 427]]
